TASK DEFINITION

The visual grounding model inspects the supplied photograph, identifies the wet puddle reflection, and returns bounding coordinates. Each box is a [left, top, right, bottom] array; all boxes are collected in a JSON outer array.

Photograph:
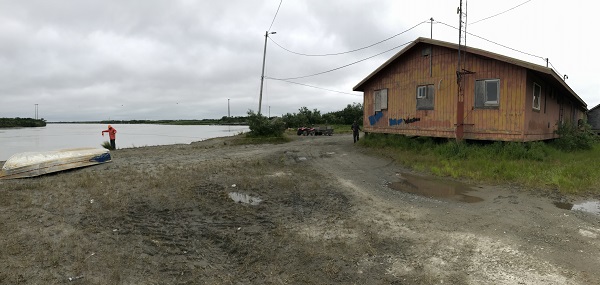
[[388, 173, 483, 203], [553, 200, 600, 216]]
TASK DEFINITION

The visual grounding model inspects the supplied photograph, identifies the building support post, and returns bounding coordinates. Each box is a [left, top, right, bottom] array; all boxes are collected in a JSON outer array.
[[456, 74, 465, 141]]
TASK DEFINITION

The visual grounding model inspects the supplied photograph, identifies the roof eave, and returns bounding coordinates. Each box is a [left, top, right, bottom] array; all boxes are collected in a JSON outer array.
[[352, 37, 586, 108]]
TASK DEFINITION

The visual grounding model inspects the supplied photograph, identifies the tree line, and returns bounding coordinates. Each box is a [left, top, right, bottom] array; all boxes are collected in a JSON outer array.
[[281, 103, 363, 128], [0, 117, 46, 128], [246, 103, 364, 138], [3, 103, 363, 129]]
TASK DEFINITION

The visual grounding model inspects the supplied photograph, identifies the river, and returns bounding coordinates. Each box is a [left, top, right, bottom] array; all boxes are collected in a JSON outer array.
[[0, 124, 249, 161]]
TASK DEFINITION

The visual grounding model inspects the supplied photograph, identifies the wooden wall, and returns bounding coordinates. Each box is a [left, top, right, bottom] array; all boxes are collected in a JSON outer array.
[[461, 53, 527, 141], [363, 44, 457, 138], [361, 42, 585, 141], [523, 71, 586, 141]]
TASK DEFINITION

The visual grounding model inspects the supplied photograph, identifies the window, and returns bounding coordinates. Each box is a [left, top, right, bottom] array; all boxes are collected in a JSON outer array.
[[374, 89, 388, 112], [533, 83, 541, 111], [416, 84, 434, 110], [474, 79, 500, 108]]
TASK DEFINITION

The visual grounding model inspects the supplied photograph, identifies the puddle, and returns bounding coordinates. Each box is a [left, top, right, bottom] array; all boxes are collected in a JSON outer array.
[[553, 200, 600, 216], [388, 173, 483, 203], [265, 171, 291, 177], [228, 192, 263, 205]]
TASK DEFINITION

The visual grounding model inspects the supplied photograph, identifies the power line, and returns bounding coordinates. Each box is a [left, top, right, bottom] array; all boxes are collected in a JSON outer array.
[[268, 0, 283, 32], [436, 20, 568, 80], [268, 41, 414, 81], [471, 0, 532, 25], [268, 20, 428, 56], [265, 78, 361, 96], [436, 20, 545, 61], [548, 61, 564, 79]]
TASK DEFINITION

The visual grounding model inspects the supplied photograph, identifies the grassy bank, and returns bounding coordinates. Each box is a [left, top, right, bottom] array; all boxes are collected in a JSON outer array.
[[361, 134, 600, 194]]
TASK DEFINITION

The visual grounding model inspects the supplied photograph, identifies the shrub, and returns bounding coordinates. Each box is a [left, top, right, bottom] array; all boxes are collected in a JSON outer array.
[[246, 111, 285, 137], [101, 141, 114, 150], [434, 140, 469, 159], [552, 120, 598, 151]]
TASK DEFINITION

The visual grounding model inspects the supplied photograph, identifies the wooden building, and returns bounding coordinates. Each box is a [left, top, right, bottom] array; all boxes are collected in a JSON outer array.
[[353, 37, 587, 141], [587, 104, 600, 134]]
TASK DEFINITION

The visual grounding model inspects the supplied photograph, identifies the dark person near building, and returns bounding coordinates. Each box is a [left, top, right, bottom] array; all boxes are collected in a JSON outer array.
[[102, 125, 117, 150], [351, 120, 361, 143]]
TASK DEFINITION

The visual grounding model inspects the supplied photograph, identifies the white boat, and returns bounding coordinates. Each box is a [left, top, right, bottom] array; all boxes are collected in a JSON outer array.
[[0, 148, 112, 179]]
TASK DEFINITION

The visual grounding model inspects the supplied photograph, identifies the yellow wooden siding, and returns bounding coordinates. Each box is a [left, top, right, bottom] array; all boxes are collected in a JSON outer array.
[[462, 53, 527, 140], [364, 45, 457, 138], [360, 42, 584, 141]]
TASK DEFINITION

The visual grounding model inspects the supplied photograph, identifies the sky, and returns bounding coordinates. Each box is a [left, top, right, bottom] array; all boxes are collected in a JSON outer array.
[[0, 0, 597, 121]]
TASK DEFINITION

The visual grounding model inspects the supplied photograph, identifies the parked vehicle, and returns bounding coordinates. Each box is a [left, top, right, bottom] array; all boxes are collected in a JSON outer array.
[[313, 126, 334, 136], [296, 125, 334, 136], [297, 126, 315, 136]]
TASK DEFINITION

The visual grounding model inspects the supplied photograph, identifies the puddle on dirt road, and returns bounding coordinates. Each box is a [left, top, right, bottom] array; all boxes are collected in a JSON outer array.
[[388, 173, 483, 203], [553, 200, 600, 216], [228, 192, 263, 205]]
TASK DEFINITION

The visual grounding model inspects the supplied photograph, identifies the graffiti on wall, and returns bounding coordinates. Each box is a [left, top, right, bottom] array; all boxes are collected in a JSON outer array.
[[369, 111, 421, 126], [389, 117, 421, 126], [368, 111, 383, 126]]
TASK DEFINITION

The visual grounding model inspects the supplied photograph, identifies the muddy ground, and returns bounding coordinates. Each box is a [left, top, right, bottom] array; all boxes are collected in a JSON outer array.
[[1, 134, 599, 284]]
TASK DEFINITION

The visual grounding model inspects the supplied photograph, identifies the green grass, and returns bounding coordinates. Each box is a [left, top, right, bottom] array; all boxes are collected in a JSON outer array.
[[361, 134, 600, 194]]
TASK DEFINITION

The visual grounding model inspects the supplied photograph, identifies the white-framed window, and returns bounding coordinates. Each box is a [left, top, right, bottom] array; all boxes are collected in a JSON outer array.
[[416, 85, 434, 110], [374, 88, 388, 112], [474, 79, 500, 108], [533, 83, 541, 111]]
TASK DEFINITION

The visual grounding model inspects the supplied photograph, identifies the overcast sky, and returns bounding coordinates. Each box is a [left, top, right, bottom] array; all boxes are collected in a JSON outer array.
[[0, 0, 596, 121]]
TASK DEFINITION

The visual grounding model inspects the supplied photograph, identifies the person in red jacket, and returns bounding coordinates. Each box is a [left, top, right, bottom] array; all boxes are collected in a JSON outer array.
[[101, 125, 117, 150]]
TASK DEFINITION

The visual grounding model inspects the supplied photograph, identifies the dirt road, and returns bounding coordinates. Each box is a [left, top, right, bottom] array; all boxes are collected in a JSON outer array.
[[1, 134, 599, 284]]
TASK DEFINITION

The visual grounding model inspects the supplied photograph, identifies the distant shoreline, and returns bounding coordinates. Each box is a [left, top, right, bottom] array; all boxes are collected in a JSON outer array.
[[47, 119, 248, 126], [0, 118, 46, 128]]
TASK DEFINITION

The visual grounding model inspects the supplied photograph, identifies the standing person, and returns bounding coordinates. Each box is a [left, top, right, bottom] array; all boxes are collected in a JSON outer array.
[[102, 125, 117, 150], [351, 120, 361, 143]]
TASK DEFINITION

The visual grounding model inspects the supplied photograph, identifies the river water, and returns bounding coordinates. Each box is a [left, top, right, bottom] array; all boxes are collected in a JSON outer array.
[[0, 124, 249, 161]]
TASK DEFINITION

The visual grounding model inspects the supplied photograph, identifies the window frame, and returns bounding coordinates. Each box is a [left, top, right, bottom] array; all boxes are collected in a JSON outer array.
[[416, 84, 434, 110], [532, 82, 541, 111], [374, 88, 388, 112], [416, 86, 427, 99], [474, 79, 500, 109]]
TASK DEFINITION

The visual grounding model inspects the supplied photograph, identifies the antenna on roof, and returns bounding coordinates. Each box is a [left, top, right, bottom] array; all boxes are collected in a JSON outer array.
[[457, 0, 468, 71], [430, 18, 434, 39]]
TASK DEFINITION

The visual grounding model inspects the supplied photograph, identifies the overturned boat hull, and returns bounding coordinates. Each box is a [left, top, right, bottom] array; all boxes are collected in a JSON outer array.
[[0, 148, 111, 179]]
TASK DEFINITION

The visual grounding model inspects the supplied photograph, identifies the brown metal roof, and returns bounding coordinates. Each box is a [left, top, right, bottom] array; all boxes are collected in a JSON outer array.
[[353, 37, 586, 107]]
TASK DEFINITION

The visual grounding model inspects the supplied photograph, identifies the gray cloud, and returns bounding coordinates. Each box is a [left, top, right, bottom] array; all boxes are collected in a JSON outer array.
[[0, 0, 596, 121]]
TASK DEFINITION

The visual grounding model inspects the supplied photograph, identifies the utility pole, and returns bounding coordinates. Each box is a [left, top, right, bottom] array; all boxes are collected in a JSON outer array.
[[430, 18, 434, 39], [456, 0, 470, 141], [259, 31, 276, 115]]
